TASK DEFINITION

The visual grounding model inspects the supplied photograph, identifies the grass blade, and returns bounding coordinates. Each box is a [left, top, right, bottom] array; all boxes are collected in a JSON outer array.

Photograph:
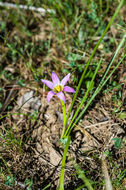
[[64, 59, 102, 137], [65, 0, 124, 127], [66, 35, 126, 136]]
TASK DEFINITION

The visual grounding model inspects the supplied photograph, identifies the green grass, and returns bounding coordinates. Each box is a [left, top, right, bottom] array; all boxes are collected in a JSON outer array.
[[0, 0, 126, 189]]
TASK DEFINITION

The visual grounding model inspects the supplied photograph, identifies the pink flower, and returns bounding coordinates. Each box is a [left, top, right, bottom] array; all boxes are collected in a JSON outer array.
[[41, 72, 75, 103]]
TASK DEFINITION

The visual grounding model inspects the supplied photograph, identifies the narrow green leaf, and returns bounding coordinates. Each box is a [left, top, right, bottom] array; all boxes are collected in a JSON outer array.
[[65, 0, 124, 128], [66, 34, 126, 136]]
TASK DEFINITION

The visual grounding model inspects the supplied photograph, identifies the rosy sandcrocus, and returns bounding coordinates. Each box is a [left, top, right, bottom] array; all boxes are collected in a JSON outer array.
[[41, 72, 75, 103]]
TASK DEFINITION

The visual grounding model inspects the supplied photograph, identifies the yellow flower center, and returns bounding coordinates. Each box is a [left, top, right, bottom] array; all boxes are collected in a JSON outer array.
[[53, 85, 63, 93]]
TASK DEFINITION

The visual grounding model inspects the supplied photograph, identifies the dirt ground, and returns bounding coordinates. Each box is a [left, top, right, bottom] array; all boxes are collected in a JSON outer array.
[[0, 84, 125, 189]]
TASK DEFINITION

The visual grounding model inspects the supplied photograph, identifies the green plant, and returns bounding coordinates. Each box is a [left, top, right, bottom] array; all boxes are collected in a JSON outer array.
[[0, 126, 23, 153], [59, 0, 124, 188], [25, 178, 33, 190], [0, 0, 125, 189], [5, 175, 16, 186], [42, 0, 125, 187], [112, 138, 122, 149], [74, 164, 94, 190]]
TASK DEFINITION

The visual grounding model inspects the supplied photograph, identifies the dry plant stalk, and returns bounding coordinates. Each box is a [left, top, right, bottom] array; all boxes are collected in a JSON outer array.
[[0, 2, 54, 14], [101, 153, 113, 190]]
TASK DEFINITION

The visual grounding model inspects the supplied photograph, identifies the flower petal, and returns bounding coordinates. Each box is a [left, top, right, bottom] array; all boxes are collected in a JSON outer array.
[[47, 91, 55, 102], [56, 92, 66, 103], [61, 73, 70, 86], [63, 86, 75, 93], [41, 79, 54, 89], [52, 72, 60, 85]]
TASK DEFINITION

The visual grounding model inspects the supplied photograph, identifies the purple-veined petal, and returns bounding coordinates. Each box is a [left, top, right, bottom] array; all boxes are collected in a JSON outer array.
[[47, 91, 55, 102], [63, 86, 75, 93], [41, 79, 54, 89], [61, 73, 70, 87], [52, 72, 60, 85], [56, 91, 66, 103]]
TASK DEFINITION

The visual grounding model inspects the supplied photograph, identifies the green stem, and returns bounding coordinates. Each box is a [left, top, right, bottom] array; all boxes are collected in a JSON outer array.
[[59, 136, 71, 190], [105, 0, 109, 14], [0, 153, 12, 177], [64, 0, 124, 128], [74, 184, 85, 190], [60, 100, 66, 138], [99, 0, 103, 14], [67, 52, 126, 136], [75, 164, 94, 190], [65, 33, 126, 137], [64, 59, 102, 138]]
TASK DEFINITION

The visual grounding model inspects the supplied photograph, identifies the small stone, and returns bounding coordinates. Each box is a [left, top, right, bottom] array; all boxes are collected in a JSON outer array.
[[49, 146, 61, 166]]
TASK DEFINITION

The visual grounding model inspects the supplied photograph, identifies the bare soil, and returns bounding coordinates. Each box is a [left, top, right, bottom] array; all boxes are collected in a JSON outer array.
[[0, 86, 125, 189]]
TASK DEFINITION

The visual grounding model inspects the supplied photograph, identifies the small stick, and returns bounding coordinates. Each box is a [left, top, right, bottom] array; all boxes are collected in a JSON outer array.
[[84, 120, 118, 129], [75, 124, 101, 146], [0, 2, 54, 14]]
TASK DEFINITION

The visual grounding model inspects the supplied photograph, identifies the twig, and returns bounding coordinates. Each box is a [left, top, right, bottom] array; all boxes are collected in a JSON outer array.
[[75, 124, 101, 146], [84, 120, 118, 129], [0, 2, 54, 14]]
